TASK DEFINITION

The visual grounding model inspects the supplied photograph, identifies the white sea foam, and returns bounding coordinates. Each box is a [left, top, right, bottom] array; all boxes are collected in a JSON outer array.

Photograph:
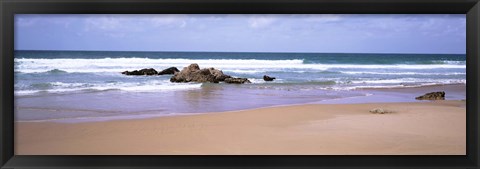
[[341, 71, 466, 75], [14, 57, 466, 95], [14, 58, 466, 73], [223, 69, 267, 74], [323, 83, 464, 91], [15, 80, 202, 96], [91, 82, 202, 92], [349, 78, 466, 84], [433, 60, 466, 65], [248, 78, 285, 84]]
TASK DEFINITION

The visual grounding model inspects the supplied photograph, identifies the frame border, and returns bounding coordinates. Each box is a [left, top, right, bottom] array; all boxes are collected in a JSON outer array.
[[1, 0, 479, 168]]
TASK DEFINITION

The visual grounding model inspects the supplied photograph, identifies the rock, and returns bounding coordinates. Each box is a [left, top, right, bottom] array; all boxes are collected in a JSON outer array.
[[208, 67, 232, 82], [158, 67, 179, 75], [415, 91, 445, 100], [122, 68, 158, 75], [224, 77, 251, 84], [170, 64, 232, 83], [263, 75, 276, 81], [369, 108, 393, 114]]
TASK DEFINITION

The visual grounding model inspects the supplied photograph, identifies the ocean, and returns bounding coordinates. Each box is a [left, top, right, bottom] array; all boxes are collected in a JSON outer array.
[[14, 50, 466, 122]]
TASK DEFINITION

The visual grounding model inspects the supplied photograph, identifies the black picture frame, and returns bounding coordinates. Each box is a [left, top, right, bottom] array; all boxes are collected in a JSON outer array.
[[1, 0, 479, 168]]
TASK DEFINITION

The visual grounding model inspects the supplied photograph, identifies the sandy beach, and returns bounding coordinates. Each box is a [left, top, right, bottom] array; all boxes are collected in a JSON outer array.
[[15, 99, 466, 155], [13, 14, 467, 156]]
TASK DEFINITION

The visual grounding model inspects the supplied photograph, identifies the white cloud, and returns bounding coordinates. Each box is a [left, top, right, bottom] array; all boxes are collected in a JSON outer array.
[[304, 14, 343, 23], [248, 16, 276, 28], [180, 21, 187, 28], [149, 14, 188, 28], [15, 17, 38, 27], [84, 16, 122, 31], [16, 15, 78, 29], [83, 14, 189, 33], [79, 14, 193, 39]]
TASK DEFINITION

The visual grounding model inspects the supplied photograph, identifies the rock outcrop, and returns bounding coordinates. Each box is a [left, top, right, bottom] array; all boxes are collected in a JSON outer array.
[[415, 91, 445, 100], [208, 68, 232, 82], [263, 75, 276, 81], [224, 77, 251, 84], [170, 64, 232, 83], [122, 67, 179, 76], [158, 67, 180, 75], [369, 108, 393, 114], [122, 68, 158, 75]]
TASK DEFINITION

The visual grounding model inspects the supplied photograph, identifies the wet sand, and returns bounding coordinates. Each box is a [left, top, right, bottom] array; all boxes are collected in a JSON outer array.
[[15, 100, 466, 155]]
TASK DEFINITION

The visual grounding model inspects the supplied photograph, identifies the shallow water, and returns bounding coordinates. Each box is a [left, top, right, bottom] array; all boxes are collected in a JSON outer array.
[[15, 83, 366, 122]]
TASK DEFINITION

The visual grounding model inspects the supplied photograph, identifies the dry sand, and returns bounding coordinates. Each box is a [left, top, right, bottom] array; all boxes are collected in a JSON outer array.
[[15, 101, 466, 155]]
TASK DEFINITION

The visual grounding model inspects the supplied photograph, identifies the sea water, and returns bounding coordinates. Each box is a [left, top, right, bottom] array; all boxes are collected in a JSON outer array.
[[14, 50, 466, 122]]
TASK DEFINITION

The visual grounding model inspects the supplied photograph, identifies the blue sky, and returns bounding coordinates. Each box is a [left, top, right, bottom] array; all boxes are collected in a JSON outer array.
[[15, 14, 466, 54]]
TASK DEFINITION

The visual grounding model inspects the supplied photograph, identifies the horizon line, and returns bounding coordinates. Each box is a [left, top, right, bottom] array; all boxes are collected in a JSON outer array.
[[14, 49, 467, 55]]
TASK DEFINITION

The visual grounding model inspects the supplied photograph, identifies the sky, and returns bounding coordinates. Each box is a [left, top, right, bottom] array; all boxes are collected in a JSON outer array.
[[15, 14, 466, 54]]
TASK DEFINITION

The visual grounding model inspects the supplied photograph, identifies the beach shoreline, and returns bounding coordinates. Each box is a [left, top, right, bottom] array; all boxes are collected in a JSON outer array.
[[16, 99, 466, 155], [15, 84, 466, 123]]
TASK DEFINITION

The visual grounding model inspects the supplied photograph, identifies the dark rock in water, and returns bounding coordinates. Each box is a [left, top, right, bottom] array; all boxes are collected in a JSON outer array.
[[208, 67, 232, 82], [170, 63, 232, 83], [158, 67, 180, 75], [415, 91, 445, 100], [122, 68, 158, 75], [263, 75, 276, 81], [224, 77, 251, 84]]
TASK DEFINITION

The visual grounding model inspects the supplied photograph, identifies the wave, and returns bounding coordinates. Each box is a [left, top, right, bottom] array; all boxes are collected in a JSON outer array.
[[14, 58, 466, 73], [16, 77, 465, 96], [401, 60, 466, 65], [223, 69, 266, 74], [26, 82, 91, 90], [15, 80, 202, 96], [341, 71, 465, 75], [321, 82, 466, 91], [247, 77, 465, 86], [248, 79, 337, 85], [348, 78, 466, 84], [46, 69, 68, 74], [429, 60, 466, 65]]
